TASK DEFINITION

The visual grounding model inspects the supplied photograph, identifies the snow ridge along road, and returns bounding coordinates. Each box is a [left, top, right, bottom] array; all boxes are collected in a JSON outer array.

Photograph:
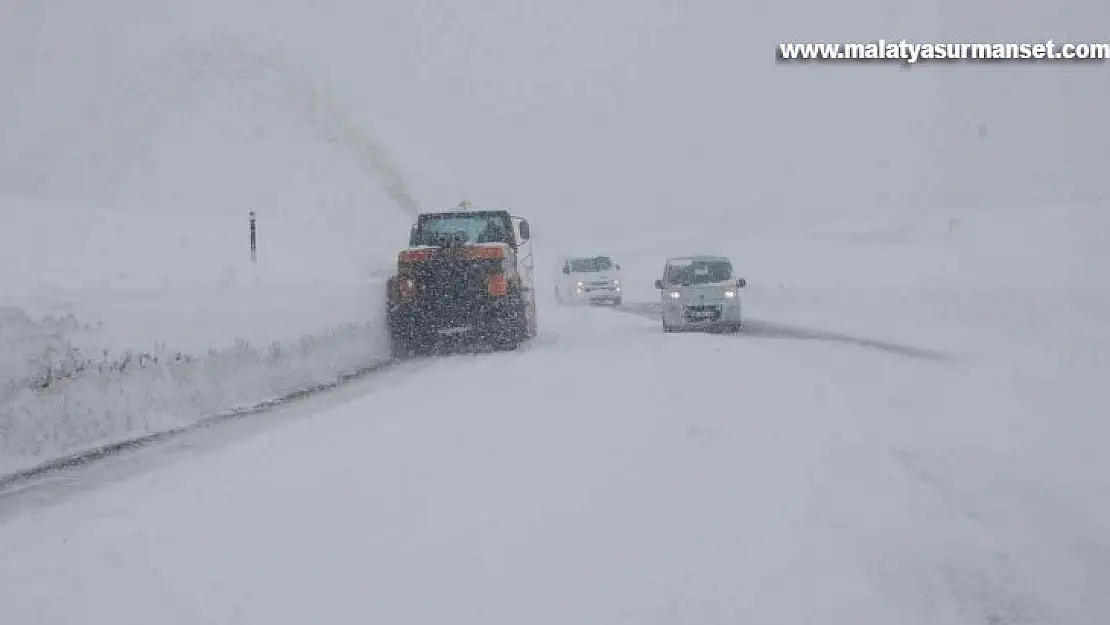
[[0, 357, 394, 490], [0, 199, 407, 478]]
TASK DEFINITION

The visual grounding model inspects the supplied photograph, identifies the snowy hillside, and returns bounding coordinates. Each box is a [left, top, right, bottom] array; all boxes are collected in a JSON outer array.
[[0, 192, 401, 474], [0, 0, 428, 470]]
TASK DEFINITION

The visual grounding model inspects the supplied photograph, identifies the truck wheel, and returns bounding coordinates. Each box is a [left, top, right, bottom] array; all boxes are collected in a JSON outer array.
[[390, 331, 412, 360], [492, 329, 522, 351], [387, 306, 405, 360], [389, 312, 426, 359], [526, 298, 538, 337], [492, 304, 528, 351]]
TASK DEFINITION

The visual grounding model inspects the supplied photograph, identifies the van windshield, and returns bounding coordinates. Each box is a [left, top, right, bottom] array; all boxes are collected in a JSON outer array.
[[567, 257, 613, 273], [665, 260, 732, 285]]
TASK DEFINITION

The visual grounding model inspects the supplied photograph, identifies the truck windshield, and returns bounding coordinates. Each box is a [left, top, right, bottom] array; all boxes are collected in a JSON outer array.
[[567, 257, 613, 272], [411, 214, 511, 246], [665, 260, 732, 285]]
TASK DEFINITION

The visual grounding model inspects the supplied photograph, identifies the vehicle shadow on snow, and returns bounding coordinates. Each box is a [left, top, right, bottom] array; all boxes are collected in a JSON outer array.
[[616, 302, 952, 362]]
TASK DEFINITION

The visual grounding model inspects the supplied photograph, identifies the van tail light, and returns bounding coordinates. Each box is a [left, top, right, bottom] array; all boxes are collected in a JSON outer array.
[[487, 273, 508, 297]]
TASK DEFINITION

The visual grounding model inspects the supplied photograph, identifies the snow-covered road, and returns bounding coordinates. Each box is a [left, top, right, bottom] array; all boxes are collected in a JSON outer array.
[[3, 295, 1106, 624]]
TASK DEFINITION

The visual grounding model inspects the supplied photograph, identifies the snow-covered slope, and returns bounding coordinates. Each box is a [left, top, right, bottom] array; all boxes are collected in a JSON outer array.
[[0, 1, 425, 471], [0, 189, 406, 475]]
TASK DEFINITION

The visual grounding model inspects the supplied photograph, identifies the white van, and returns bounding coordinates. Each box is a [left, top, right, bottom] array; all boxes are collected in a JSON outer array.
[[654, 255, 746, 332], [553, 255, 622, 305]]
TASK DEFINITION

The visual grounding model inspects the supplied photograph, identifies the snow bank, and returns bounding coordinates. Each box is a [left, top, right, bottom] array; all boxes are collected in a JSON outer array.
[[0, 284, 396, 476], [0, 192, 402, 477], [0, 316, 390, 477], [1, 0, 419, 476], [0, 283, 395, 477], [0, 307, 89, 399]]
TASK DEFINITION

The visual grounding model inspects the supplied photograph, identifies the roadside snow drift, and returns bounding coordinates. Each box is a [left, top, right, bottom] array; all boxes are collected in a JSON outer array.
[[0, 193, 404, 476], [0, 2, 418, 473]]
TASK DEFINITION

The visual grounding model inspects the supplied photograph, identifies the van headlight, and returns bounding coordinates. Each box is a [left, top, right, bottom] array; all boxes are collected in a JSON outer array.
[[724, 290, 735, 298], [613, 279, 619, 285], [669, 291, 681, 299], [576, 281, 584, 287]]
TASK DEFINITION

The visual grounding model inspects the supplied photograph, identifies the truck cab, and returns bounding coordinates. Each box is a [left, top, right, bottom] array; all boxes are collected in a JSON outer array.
[[387, 206, 536, 356]]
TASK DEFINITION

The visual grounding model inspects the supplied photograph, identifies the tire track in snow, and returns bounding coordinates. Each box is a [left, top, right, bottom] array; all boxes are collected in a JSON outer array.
[[613, 301, 952, 361]]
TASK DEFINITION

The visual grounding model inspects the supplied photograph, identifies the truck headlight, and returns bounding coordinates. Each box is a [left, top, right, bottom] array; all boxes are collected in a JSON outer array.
[[576, 281, 584, 287], [724, 290, 735, 298], [613, 279, 620, 285], [669, 291, 681, 299]]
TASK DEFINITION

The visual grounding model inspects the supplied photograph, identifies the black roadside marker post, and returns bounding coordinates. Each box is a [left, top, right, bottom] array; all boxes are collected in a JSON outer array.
[[249, 211, 257, 264]]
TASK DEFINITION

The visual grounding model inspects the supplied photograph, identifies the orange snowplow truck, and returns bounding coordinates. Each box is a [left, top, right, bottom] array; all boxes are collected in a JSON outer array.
[[386, 206, 536, 358]]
